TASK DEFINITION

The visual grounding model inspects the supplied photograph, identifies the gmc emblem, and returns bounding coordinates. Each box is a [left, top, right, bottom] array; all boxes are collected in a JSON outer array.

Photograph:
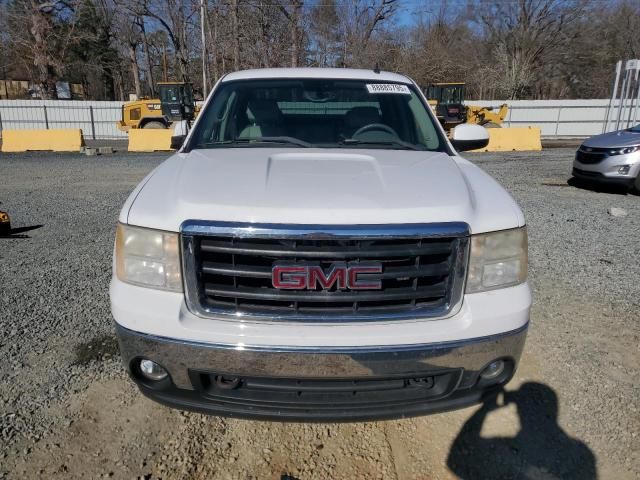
[[272, 262, 383, 290]]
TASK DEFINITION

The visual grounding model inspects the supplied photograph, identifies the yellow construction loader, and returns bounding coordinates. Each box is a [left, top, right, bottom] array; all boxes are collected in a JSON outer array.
[[117, 82, 198, 131], [425, 82, 508, 131], [425, 82, 541, 152]]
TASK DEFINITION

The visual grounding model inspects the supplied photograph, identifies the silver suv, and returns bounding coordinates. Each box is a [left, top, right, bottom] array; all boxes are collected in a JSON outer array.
[[573, 125, 640, 193]]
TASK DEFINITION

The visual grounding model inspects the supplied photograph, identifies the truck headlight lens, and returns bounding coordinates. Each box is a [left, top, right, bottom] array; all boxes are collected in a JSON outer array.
[[115, 224, 183, 292], [466, 227, 527, 293]]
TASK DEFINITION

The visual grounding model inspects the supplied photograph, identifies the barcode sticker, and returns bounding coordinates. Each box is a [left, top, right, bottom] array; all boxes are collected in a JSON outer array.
[[366, 84, 411, 95]]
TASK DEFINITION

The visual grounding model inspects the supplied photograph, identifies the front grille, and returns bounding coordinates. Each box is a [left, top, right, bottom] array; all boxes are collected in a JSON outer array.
[[182, 222, 469, 321], [576, 148, 609, 164]]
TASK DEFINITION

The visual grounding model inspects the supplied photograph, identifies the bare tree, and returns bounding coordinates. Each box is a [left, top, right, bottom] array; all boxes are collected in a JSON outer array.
[[399, 4, 474, 87], [478, 0, 587, 99], [142, 0, 197, 82], [230, 0, 239, 70], [278, 0, 303, 67], [339, 0, 397, 67], [309, 0, 340, 67], [110, 1, 145, 98], [136, 15, 155, 95], [2, 0, 637, 101], [5, 0, 81, 98]]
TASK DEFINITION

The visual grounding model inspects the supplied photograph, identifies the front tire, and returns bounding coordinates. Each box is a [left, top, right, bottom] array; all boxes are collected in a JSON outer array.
[[632, 175, 640, 195], [142, 121, 166, 129]]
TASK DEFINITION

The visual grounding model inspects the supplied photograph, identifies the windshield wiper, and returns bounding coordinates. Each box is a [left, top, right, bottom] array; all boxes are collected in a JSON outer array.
[[338, 138, 422, 151], [193, 136, 313, 149], [234, 136, 313, 147]]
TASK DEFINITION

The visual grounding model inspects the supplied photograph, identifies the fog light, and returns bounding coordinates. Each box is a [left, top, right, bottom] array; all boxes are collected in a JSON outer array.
[[480, 360, 505, 380], [617, 165, 631, 175], [139, 359, 168, 381]]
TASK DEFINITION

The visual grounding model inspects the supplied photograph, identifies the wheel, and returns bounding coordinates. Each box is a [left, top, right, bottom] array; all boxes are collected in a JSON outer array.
[[483, 122, 501, 128], [632, 174, 640, 195], [142, 121, 166, 129]]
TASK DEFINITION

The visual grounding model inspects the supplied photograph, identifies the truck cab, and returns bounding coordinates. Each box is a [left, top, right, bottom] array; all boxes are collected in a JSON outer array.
[[426, 82, 468, 130], [158, 82, 195, 123]]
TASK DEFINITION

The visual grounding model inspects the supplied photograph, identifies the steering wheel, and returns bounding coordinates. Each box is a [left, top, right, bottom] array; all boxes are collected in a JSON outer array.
[[352, 123, 399, 139]]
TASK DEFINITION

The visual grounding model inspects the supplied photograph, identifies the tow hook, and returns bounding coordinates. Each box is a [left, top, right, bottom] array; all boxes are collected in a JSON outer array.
[[215, 375, 241, 390], [407, 377, 435, 388]]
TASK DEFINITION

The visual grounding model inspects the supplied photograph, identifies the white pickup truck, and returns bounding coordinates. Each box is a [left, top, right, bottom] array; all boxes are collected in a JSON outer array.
[[111, 68, 530, 421]]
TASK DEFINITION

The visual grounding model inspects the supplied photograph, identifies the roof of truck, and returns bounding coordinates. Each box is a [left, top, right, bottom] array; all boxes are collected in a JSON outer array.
[[221, 68, 413, 84]]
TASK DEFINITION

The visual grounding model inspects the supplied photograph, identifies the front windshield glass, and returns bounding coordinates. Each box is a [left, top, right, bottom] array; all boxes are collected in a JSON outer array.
[[441, 86, 464, 104], [160, 86, 180, 103], [188, 79, 444, 151]]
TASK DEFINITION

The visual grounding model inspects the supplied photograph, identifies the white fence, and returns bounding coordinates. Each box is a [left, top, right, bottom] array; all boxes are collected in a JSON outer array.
[[0, 98, 631, 140], [469, 99, 622, 137], [0, 100, 126, 140]]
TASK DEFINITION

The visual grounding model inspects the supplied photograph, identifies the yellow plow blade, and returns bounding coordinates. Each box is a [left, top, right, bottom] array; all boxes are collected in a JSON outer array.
[[471, 127, 542, 152]]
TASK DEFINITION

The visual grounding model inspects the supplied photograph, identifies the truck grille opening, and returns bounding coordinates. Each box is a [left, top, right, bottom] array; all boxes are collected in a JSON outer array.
[[182, 223, 468, 321]]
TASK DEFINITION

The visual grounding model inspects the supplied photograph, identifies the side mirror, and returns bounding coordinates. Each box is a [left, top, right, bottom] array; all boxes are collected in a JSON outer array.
[[450, 124, 490, 152], [170, 135, 185, 150]]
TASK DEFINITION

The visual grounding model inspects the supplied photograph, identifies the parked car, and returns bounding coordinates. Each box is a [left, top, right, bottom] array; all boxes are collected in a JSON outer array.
[[572, 125, 640, 192], [111, 68, 531, 422]]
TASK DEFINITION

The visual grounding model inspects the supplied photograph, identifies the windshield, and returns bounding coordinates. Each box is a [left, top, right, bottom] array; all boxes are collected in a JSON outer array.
[[160, 86, 180, 103], [188, 79, 444, 151], [426, 85, 464, 105]]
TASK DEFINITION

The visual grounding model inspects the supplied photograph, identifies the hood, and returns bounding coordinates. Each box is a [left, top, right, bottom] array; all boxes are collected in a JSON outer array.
[[124, 148, 523, 234], [583, 127, 640, 148]]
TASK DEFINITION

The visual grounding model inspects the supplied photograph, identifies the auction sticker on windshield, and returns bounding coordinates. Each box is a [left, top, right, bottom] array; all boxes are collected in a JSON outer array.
[[366, 84, 411, 95]]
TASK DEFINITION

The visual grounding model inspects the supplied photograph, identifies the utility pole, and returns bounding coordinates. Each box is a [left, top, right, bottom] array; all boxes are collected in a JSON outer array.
[[200, 0, 208, 98]]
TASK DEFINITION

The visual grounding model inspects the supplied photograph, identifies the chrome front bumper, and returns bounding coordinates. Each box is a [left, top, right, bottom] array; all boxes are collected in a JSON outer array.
[[115, 322, 528, 421]]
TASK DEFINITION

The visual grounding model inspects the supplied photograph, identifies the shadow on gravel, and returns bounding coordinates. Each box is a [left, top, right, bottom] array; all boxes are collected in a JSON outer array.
[[447, 382, 597, 479], [567, 177, 631, 196], [0, 224, 44, 238], [74, 334, 120, 365]]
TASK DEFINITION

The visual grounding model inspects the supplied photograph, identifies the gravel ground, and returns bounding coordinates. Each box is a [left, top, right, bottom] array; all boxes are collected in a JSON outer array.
[[0, 149, 638, 479]]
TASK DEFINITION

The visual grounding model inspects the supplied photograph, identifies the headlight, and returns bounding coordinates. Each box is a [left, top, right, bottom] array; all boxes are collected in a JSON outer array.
[[609, 145, 639, 155], [115, 224, 183, 292], [466, 227, 527, 293]]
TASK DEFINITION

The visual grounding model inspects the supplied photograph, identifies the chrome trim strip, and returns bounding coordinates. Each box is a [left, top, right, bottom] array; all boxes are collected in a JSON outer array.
[[181, 220, 470, 239], [180, 221, 470, 323], [119, 321, 528, 354], [115, 322, 528, 389]]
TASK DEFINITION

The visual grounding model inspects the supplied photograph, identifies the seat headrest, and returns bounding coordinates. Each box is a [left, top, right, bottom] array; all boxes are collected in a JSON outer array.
[[344, 106, 381, 129], [248, 99, 283, 124]]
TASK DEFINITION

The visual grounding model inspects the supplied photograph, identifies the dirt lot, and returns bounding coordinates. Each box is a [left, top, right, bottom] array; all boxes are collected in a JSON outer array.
[[0, 149, 638, 479]]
